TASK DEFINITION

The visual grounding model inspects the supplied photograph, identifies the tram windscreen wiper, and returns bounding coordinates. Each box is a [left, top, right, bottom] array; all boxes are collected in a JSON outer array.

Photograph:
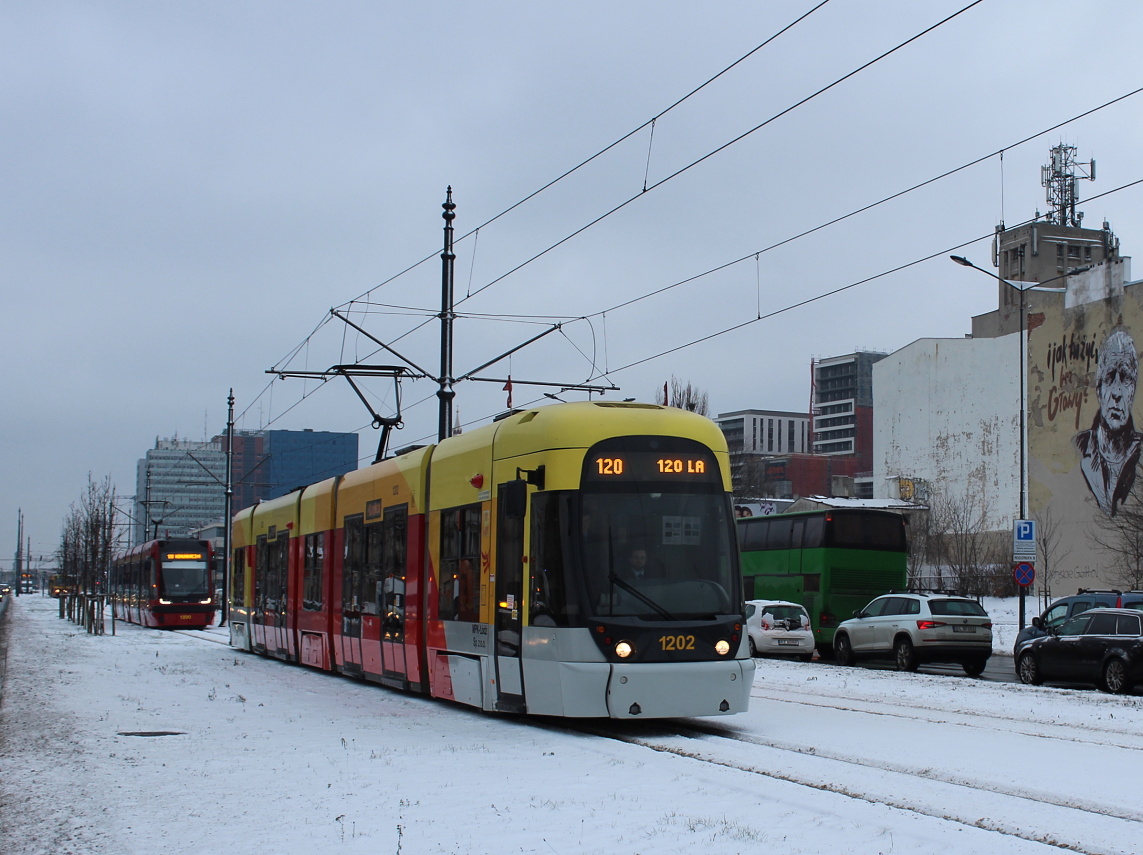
[[607, 572, 676, 620]]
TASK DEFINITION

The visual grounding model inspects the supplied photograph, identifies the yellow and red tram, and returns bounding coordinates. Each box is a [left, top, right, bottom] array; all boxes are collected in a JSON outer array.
[[110, 538, 217, 630], [228, 401, 754, 718]]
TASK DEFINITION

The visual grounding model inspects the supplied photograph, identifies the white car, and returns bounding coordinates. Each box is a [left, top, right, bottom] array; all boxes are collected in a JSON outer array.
[[744, 599, 815, 661], [833, 592, 993, 675]]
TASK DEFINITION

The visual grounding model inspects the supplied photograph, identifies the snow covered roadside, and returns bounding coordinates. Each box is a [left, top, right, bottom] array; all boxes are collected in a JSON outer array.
[[1, 594, 1131, 855]]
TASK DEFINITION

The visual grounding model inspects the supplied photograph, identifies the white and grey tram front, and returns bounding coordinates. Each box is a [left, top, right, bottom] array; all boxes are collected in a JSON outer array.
[[521, 435, 754, 718]]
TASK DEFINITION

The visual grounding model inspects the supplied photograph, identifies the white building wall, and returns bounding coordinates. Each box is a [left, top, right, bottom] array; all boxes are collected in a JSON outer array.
[[874, 335, 1020, 531]]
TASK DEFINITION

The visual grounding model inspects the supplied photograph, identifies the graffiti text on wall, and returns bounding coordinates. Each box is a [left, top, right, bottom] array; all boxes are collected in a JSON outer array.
[[1045, 333, 1098, 429]]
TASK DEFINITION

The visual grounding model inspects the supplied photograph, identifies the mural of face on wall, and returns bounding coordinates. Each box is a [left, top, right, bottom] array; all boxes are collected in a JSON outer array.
[[1073, 327, 1142, 516]]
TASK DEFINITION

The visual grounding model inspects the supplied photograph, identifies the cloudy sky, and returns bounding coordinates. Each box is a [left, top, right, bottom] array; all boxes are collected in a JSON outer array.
[[4, 0, 1142, 564]]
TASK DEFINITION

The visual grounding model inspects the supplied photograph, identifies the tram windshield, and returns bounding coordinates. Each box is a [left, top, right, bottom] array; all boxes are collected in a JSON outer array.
[[160, 560, 211, 600], [579, 489, 737, 620]]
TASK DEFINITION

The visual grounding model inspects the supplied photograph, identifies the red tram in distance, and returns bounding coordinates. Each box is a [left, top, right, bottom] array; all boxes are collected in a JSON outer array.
[[110, 539, 218, 630], [228, 401, 754, 719]]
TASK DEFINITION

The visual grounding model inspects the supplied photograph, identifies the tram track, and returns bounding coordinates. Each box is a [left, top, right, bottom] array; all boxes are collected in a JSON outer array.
[[752, 684, 1143, 751], [562, 717, 1140, 855], [171, 627, 230, 646]]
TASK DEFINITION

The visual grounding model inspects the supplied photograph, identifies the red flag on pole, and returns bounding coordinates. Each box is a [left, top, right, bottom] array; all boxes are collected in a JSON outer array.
[[504, 376, 513, 409]]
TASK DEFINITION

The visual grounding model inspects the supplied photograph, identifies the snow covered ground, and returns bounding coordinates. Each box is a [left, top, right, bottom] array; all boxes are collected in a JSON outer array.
[[1, 594, 1138, 855]]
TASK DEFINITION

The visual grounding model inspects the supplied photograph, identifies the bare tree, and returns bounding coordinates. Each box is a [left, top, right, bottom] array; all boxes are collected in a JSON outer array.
[[656, 376, 709, 415], [1032, 504, 1073, 610], [1088, 490, 1143, 591], [928, 485, 1010, 596], [903, 504, 935, 590], [732, 456, 768, 500]]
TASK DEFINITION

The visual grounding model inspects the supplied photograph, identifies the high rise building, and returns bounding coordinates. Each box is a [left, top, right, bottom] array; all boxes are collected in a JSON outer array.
[[811, 351, 886, 467], [263, 429, 360, 500], [715, 351, 886, 501], [134, 428, 360, 545], [223, 431, 266, 514], [715, 409, 810, 497], [135, 439, 227, 544]]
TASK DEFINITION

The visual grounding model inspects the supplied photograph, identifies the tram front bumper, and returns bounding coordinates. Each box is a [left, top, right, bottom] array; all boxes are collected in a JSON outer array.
[[606, 658, 754, 718]]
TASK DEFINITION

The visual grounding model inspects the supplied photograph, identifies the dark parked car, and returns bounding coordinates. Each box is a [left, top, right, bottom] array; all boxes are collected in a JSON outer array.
[[1016, 608, 1143, 694], [1014, 589, 1143, 656]]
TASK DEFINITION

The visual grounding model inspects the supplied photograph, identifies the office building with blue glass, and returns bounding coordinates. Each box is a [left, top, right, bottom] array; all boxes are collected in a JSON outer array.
[[264, 429, 359, 500]]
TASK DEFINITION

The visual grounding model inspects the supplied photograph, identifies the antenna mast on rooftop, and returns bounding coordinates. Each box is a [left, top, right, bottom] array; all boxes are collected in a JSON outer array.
[[1041, 143, 1095, 228]]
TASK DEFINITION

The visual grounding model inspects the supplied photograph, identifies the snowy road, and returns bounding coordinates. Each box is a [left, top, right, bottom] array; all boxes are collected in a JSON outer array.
[[584, 674, 1143, 854], [1, 595, 1140, 855]]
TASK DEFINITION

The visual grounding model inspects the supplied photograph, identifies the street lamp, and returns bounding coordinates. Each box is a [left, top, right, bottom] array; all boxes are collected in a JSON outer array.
[[950, 255, 1090, 629], [951, 255, 1029, 521]]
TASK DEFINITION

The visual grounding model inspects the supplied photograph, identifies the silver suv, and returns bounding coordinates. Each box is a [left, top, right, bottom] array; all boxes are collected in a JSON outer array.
[[833, 592, 993, 676]]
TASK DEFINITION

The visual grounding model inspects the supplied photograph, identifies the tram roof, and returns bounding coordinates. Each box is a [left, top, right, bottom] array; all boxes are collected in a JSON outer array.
[[438, 401, 729, 461]]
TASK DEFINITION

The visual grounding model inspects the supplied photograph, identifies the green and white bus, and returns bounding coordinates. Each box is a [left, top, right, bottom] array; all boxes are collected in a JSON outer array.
[[737, 509, 908, 653]]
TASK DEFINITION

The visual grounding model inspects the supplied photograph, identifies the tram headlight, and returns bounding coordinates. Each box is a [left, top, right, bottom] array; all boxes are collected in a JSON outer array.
[[615, 641, 634, 658], [714, 639, 731, 656]]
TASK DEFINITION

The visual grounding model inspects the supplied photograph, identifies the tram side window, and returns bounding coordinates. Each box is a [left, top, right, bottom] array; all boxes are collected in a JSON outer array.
[[529, 492, 571, 626], [255, 536, 268, 606], [269, 535, 288, 608], [231, 548, 246, 604], [302, 534, 323, 610], [144, 557, 154, 599], [343, 515, 365, 612], [439, 505, 481, 621], [361, 521, 383, 615], [382, 506, 408, 640]]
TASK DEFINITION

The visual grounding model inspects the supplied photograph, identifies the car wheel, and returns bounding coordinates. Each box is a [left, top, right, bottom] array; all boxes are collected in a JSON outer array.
[[1101, 658, 1132, 694], [749, 637, 759, 657], [834, 634, 854, 667], [962, 659, 987, 677], [894, 637, 918, 672], [1017, 652, 1042, 685]]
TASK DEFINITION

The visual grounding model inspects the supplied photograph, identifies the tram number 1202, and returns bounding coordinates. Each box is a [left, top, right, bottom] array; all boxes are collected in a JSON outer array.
[[659, 634, 696, 651]]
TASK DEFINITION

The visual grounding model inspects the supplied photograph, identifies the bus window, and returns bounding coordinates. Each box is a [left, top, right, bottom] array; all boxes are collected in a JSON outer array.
[[739, 519, 766, 551], [765, 517, 792, 550]]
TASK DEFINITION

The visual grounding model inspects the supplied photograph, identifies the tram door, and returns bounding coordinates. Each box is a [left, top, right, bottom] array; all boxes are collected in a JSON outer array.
[[494, 481, 527, 712]]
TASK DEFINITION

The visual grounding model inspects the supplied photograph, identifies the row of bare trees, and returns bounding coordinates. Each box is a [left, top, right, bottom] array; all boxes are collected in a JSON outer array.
[[1089, 493, 1143, 593], [58, 474, 119, 595], [905, 480, 1143, 604], [905, 486, 1012, 596]]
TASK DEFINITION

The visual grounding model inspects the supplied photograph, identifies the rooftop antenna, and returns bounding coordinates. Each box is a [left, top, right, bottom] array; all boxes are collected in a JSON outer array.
[[1041, 143, 1095, 228]]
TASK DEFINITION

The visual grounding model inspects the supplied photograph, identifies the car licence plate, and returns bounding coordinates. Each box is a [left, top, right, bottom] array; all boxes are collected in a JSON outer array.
[[952, 625, 976, 633], [777, 639, 800, 645]]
